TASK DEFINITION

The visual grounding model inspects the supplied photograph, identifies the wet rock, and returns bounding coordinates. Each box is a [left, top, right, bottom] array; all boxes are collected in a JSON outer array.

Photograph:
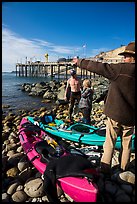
[[2, 104, 10, 109]]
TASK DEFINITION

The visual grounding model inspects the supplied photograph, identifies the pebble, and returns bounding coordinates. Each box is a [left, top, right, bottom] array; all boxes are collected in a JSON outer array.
[[2, 192, 10, 202], [6, 167, 19, 177], [11, 190, 28, 202], [2, 77, 135, 202], [7, 182, 21, 195], [24, 178, 44, 197]]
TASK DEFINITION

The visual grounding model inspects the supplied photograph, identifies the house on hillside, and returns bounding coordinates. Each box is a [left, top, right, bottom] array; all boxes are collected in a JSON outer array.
[[91, 45, 126, 64]]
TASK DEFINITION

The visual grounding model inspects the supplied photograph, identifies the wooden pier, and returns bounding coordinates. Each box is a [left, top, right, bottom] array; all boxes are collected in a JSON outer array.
[[15, 61, 95, 79]]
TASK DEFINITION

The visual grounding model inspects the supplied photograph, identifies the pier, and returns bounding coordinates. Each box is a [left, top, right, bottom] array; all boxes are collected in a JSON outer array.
[[15, 61, 95, 79]]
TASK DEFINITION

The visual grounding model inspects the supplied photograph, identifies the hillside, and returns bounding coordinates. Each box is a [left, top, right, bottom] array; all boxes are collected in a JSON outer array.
[[75, 45, 126, 75], [93, 45, 126, 63]]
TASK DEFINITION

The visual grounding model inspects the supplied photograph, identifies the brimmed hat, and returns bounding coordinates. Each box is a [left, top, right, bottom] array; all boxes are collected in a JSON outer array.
[[118, 42, 135, 56], [70, 69, 76, 75]]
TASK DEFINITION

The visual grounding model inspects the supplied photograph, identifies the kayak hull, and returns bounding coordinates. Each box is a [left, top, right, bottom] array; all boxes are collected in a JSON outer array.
[[19, 117, 98, 202], [27, 116, 135, 150]]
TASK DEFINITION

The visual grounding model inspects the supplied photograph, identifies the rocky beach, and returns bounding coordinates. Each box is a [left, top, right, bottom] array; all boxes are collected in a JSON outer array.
[[2, 76, 135, 202]]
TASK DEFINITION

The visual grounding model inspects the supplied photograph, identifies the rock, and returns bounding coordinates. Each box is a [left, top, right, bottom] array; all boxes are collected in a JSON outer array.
[[2, 132, 10, 142], [2, 90, 135, 203], [3, 126, 11, 133], [41, 99, 51, 103], [11, 191, 28, 202], [39, 107, 47, 112], [16, 185, 24, 191], [118, 171, 135, 185], [5, 143, 17, 151], [41, 195, 49, 202], [43, 90, 57, 100], [18, 156, 29, 171], [7, 150, 15, 157], [57, 185, 64, 197], [2, 192, 10, 202], [4, 115, 15, 122], [57, 85, 66, 100], [8, 152, 24, 166], [16, 146, 23, 153], [24, 178, 44, 197], [2, 155, 8, 171], [7, 182, 21, 195], [18, 168, 32, 182], [56, 99, 69, 105], [2, 104, 10, 109], [6, 167, 19, 177]]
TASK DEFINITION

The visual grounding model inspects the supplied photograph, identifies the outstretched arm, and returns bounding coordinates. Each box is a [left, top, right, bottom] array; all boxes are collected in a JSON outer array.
[[72, 58, 122, 80]]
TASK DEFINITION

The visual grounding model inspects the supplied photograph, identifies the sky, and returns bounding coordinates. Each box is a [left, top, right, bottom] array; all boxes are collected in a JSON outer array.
[[2, 2, 135, 72]]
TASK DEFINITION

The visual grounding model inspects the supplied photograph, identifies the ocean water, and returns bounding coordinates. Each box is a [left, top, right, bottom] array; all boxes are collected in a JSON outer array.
[[2, 72, 64, 114]]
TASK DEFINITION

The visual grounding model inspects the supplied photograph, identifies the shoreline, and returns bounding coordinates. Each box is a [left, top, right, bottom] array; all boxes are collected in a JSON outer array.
[[2, 101, 135, 202], [2, 74, 135, 202]]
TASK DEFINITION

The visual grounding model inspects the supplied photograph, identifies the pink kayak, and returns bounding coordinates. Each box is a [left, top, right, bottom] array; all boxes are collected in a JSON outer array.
[[18, 117, 99, 202]]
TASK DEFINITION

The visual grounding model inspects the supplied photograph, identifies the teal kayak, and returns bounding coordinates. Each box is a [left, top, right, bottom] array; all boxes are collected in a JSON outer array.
[[27, 116, 135, 150]]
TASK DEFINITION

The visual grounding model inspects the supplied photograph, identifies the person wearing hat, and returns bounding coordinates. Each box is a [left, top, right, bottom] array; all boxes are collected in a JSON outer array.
[[73, 42, 135, 174], [64, 69, 82, 122]]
